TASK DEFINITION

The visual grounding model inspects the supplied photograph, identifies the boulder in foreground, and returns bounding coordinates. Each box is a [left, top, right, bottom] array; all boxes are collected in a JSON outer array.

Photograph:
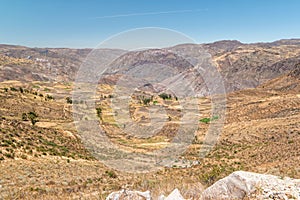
[[201, 171, 300, 200]]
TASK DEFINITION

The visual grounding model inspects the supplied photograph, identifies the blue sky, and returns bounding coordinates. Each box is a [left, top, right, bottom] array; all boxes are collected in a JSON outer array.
[[1, 0, 300, 48]]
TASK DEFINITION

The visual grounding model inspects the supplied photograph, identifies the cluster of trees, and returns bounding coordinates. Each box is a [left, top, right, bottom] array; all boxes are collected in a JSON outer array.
[[3, 86, 54, 101], [159, 93, 178, 101], [136, 92, 178, 106]]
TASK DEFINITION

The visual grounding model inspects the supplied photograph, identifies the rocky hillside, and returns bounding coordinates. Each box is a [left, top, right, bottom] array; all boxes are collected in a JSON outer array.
[[1, 39, 300, 94], [0, 44, 90, 82]]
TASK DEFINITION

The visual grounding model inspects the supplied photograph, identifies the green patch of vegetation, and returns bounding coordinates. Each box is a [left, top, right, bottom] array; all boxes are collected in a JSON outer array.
[[44, 140, 57, 147], [199, 116, 219, 124]]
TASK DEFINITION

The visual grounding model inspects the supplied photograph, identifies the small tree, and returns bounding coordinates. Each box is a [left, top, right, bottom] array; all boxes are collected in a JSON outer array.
[[45, 94, 54, 101], [96, 107, 102, 119], [142, 97, 151, 105], [22, 113, 28, 121], [66, 97, 72, 104], [10, 87, 18, 92], [159, 93, 172, 100], [28, 111, 38, 125]]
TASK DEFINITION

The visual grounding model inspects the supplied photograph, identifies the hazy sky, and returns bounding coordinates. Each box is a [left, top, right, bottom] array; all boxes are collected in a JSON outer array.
[[1, 0, 300, 48]]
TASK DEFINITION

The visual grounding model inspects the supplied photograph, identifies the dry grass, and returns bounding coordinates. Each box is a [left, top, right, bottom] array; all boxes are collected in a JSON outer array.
[[0, 81, 300, 199]]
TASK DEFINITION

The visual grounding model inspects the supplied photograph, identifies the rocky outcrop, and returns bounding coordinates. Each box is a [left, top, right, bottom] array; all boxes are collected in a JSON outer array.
[[106, 171, 300, 200], [201, 171, 300, 200]]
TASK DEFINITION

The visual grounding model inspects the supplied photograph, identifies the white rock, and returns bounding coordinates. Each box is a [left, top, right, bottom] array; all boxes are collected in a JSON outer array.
[[106, 189, 151, 200], [165, 188, 185, 200], [158, 194, 166, 200], [201, 171, 300, 200]]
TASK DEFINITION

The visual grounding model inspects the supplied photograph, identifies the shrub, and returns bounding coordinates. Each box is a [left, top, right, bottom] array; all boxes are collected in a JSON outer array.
[[96, 107, 102, 118], [27, 111, 38, 125], [10, 87, 18, 91], [199, 166, 225, 185], [142, 98, 151, 105], [159, 93, 172, 100], [45, 94, 54, 100], [199, 116, 219, 124], [4, 153, 14, 159], [66, 97, 73, 104], [3, 88, 8, 92], [199, 118, 211, 124], [22, 113, 28, 121], [105, 170, 117, 178]]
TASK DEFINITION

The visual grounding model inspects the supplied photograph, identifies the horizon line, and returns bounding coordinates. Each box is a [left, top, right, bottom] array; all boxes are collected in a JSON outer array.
[[1, 38, 300, 49]]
